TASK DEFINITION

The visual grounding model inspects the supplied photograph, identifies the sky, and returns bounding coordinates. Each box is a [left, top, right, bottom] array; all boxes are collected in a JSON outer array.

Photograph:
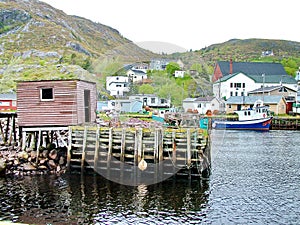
[[40, 0, 299, 53]]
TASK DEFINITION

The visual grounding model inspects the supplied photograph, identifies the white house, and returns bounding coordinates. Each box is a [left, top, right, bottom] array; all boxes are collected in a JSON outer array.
[[129, 94, 171, 108], [126, 69, 148, 83], [213, 72, 298, 101], [106, 76, 130, 97], [174, 70, 185, 78], [182, 96, 224, 114]]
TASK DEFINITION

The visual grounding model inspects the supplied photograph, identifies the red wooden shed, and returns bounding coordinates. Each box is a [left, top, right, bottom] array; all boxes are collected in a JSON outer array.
[[17, 79, 97, 127], [0, 92, 17, 111]]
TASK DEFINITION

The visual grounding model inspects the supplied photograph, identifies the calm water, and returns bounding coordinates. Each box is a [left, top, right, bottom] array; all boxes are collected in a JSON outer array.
[[0, 130, 299, 225]]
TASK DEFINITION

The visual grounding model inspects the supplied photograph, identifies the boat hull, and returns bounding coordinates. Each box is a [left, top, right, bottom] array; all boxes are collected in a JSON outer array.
[[212, 117, 272, 130]]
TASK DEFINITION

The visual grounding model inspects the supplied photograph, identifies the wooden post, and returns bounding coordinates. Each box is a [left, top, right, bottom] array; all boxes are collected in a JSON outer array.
[[137, 128, 143, 164], [36, 129, 42, 164], [22, 130, 27, 151], [66, 127, 72, 171], [81, 126, 88, 173], [186, 129, 192, 179], [4, 116, 10, 144], [120, 128, 126, 162], [107, 127, 113, 178], [94, 126, 100, 170], [0, 120, 4, 144]]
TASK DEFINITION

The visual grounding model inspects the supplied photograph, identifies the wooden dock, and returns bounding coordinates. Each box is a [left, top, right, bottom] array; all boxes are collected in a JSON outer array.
[[67, 126, 211, 183], [271, 117, 300, 130]]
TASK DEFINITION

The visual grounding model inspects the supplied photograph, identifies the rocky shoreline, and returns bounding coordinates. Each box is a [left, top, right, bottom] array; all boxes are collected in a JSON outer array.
[[0, 144, 67, 177]]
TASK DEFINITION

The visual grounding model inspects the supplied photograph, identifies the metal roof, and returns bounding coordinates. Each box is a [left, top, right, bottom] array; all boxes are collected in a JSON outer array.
[[217, 61, 288, 76], [217, 72, 297, 85], [0, 92, 16, 100], [226, 95, 284, 104]]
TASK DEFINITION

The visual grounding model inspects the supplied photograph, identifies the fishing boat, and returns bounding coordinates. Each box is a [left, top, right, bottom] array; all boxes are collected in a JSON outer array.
[[212, 100, 272, 130]]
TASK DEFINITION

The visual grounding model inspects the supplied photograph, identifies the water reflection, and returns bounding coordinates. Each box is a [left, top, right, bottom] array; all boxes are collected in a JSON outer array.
[[0, 174, 209, 224]]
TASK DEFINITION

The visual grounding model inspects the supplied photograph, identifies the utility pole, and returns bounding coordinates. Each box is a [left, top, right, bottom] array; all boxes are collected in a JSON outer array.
[[262, 73, 265, 103]]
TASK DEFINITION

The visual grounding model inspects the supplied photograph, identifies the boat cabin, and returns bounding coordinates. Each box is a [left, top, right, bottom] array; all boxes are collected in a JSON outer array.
[[234, 100, 271, 121]]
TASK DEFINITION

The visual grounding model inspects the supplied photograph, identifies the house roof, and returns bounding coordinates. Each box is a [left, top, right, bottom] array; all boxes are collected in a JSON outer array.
[[130, 69, 147, 75], [195, 96, 215, 102], [248, 85, 297, 94], [183, 98, 196, 102], [217, 61, 288, 76], [0, 92, 16, 100], [226, 95, 284, 104], [217, 72, 297, 85]]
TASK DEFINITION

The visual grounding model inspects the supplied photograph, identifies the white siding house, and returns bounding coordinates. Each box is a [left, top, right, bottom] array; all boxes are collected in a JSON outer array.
[[174, 70, 185, 78], [182, 96, 222, 114], [213, 72, 298, 101], [126, 69, 148, 83], [106, 76, 130, 97], [129, 94, 171, 108]]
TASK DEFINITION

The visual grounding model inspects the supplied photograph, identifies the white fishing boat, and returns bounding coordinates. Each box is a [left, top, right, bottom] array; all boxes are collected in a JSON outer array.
[[212, 100, 272, 130]]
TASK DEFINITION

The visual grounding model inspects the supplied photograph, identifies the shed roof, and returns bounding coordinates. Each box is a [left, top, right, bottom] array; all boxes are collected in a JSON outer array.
[[0, 92, 16, 100], [248, 85, 297, 94], [226, 95, 284, 104]]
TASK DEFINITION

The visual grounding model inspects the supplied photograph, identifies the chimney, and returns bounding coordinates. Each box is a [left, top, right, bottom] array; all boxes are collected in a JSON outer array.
[[229, 59, 233, 74]]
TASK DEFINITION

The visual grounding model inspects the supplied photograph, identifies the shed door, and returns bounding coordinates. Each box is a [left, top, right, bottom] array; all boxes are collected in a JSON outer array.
[[84, 90, 91, 122]]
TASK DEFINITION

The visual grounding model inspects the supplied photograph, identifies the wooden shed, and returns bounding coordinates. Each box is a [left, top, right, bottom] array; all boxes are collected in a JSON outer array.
[[17, 79, 97, 127]]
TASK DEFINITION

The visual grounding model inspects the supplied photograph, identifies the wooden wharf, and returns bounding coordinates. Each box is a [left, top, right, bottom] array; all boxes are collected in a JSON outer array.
[[67, 126, 211, 182], [270, 117, 300, 130]]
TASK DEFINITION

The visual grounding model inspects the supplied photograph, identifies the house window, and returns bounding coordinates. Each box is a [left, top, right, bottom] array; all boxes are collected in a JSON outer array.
[[230, 83, 233, 88], [198, 103, 201, 108], [243, 83, 245, 88], [151, 98, 155, 103], [116, 85, 121, 87], [235, 92, 238, 96], [160, 99, 165, 104], [228, 104, 232, 108], [230, 92, 233, 96], [40, 88, 54, 101]]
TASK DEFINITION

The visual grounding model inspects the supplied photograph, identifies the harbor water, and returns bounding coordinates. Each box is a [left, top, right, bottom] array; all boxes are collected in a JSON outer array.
[[0, 130, 299, 224]]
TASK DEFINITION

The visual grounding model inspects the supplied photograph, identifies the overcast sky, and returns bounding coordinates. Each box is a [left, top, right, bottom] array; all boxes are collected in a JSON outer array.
[[41, 0, 299, 53]]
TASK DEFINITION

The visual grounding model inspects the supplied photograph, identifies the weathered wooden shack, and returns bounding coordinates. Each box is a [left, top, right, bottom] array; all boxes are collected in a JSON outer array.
[[16, 79, 97, 151], [17, 79, 97, 127]]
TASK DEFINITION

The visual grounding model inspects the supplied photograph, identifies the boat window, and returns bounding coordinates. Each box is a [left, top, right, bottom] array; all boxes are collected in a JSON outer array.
[[248, 111, 251, 116], [244, 111, 247, 116]]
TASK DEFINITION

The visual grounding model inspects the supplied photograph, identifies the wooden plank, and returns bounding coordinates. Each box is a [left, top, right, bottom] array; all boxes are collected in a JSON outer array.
[[94, 127, 100, 169], [81, 126, 88, 172]]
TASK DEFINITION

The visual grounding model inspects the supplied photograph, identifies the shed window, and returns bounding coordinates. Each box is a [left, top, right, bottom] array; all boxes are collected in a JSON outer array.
[[40, 88, 54, 101]]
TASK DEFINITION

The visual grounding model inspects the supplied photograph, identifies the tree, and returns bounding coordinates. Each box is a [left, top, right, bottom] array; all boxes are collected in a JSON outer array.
[[138, 84, 154, 94], [166, 62, 180, 75]]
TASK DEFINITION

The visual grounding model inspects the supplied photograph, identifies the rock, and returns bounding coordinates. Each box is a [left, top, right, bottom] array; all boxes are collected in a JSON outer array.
[[48, 160, 57, 169], [13, 158, 20, 165], [42, 150, 49, 158], [39, 158, 47, 164], [30, 151, 37, 159], [23, 163, 36, 171], [38, 165, 47, 170], [0, 158, 6, 175], [18, 151, 29, 160], [49, 149, 57, 160], [59, 156, 65, 165]]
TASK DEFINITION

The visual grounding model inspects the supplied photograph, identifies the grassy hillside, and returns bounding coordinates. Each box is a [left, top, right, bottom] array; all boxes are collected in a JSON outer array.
[[175, 38, 300, 76], [0, 0, 157, 92]]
